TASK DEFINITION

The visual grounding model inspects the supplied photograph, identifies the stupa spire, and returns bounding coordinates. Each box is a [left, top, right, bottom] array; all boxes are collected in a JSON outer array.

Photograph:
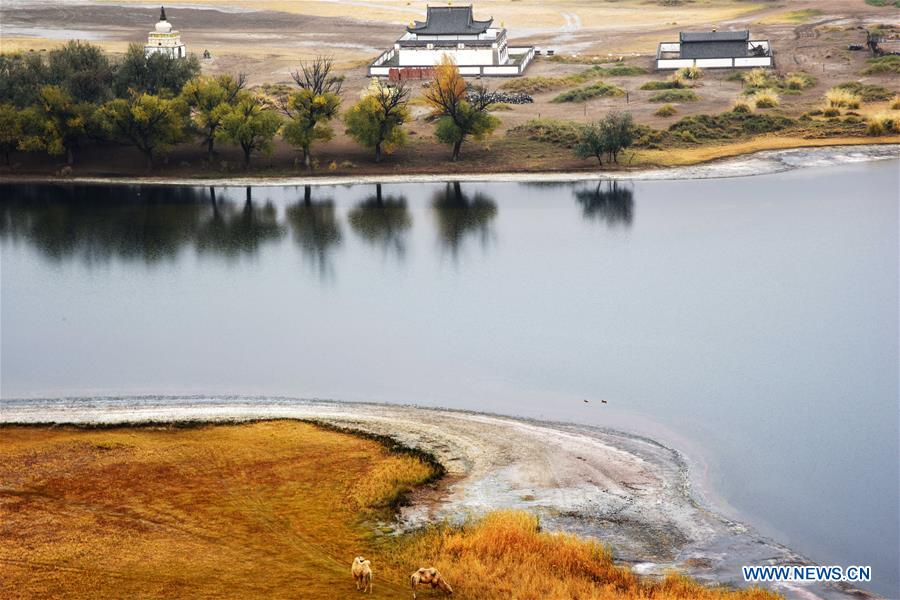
[[160, 6, 167, 21]]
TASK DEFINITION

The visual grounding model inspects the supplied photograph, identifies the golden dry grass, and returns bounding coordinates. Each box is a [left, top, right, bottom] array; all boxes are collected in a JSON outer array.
[[1, 422, 786, 599], [390, 511, 780, 600], [826, 88, 862, 109], [751, 89, 780, 109], [0, 421, 435, 599]]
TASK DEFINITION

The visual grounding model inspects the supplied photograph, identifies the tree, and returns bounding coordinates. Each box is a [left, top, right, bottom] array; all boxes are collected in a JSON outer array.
[[574, 111, 635, 166], [424, 56, 499, 161], [18, 85, 95, 165], [98, 92, 189, 170], [280, 56, 342, 169], [46, 41, 114, 104], [601, 111, 635, 164], [0, 104, 25, 165], [182, 74, 246, 161], [345, 79, 410, 162], [218, 93, 281, 167], [113, 43, 200, 98], [0, 52, 48, 107], [574, 122, 606, 166]]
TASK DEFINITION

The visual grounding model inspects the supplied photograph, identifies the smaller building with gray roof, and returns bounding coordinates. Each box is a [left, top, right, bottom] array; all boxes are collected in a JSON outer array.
[[657, 29, 772, 70]]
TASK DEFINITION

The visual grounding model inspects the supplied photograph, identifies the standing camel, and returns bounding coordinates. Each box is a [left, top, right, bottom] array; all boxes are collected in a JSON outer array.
[[351, 556, 373, 593]]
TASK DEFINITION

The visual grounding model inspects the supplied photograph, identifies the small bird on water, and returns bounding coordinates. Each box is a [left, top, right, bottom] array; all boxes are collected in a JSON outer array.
[[583, 399, 609, 404]]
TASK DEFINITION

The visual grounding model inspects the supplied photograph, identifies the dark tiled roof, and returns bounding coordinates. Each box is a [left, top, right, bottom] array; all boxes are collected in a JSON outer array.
[[680, 30, 749, 43], [677, 30, 750, 59], [408, 5, 493, 35]]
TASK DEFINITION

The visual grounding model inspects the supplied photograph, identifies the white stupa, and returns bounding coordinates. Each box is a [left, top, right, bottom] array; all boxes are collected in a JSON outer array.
[[145, 7, 186, 58]]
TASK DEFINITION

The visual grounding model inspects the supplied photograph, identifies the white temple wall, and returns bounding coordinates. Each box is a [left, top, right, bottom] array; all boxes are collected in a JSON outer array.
[[397, 47, 496, 67]]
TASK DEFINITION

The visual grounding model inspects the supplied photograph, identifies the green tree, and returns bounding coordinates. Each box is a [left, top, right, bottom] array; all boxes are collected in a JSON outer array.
[[574, 122, 606, 166], [98, 92, 189, 170], [46, 41, 114, 104], [280, 57, 342, 169], [0, 104, 25, 165], [18, 85, 95, 165], [601, 110, 635, 164], [218, 93, 281, 167], [424, 56, 499, 161], [0, 52, 48, 107], [182, 74, 246, 161], [574, 111, 635, 166], [344, 79, 410, 163], [113, 43, 200, 98]]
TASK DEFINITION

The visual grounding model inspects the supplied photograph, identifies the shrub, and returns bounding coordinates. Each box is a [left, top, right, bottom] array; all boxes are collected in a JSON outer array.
[[862, 55, 900, 75], [867, 112, 899, 135], [640, 79, 680, 90], [507, 118, 583, 147], [601, 65, 648, 76], [892, 95, 900, 110], [551, 81, 625, 103], [732, 99, 753, 113], [742, 68, 772, 89], [751, 88, 780, 108], [784, 72, 816, 90], [825, 87, 861, 109], [835, 81, 893, 101], [822, 107, 841, 117], [675, 66, 703, 81], [668, 111, 795, 142], [499, 65, 625, 94], [649, 89, 698, 103], [654, 104, 677, 117], [640, 72, 686, 91], [500, 76, 565, 94]]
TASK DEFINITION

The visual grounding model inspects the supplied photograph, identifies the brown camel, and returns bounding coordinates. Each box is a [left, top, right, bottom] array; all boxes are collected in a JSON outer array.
[[411, 567, 453, 599]]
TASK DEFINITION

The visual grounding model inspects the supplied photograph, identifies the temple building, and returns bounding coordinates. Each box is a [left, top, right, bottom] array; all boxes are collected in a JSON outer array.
[[145, 7, 187, 58], [656, 30, 772, 70], [369, 4, 534, 78]]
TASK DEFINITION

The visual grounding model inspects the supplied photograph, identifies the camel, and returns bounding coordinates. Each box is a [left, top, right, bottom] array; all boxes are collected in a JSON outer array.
[[411, 567, 453, 599], [351, 556, 373, 593]]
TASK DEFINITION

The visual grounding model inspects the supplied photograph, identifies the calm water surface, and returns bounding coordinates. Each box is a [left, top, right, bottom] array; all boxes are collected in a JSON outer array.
[[2, 160, 898, 596]]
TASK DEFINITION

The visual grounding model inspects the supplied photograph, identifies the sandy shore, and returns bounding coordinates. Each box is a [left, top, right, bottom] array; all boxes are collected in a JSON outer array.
[[3, 144, 898, 188], [1, 396, 881, 600]]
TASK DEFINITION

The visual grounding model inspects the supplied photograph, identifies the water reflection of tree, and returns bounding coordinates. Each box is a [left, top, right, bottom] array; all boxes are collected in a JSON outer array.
[[195, 187, 284, 257], [285, 185, 342, 277], [348, 183, 411, 259], [0, 184, 207, 264], [432, 181, 497, 255], [573, 181, 634, 228], [0, 185, 289, 263]]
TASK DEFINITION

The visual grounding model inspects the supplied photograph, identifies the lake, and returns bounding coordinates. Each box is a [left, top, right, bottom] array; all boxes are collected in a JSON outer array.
[[1, 158, 898, 597]]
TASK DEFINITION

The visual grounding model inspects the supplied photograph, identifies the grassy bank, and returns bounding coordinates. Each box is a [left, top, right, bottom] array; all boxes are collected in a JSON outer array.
[[0, 421, 782, 599]]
